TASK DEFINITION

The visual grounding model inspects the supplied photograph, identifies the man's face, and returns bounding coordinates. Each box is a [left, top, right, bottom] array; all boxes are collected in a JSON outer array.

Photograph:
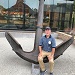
[[45, 29, 51, 36]]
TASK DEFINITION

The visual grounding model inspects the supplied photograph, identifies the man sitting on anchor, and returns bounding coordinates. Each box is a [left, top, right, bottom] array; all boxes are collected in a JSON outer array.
[[38, 27, 56, 75]]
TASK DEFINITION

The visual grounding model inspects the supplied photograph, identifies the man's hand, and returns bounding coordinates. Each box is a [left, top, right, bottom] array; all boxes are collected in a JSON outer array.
[[48, 55, 54, 60], [39, 52, 42, 57]]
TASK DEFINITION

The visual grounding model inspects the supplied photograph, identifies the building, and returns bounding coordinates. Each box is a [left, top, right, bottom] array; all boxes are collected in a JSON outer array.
[[0, 0, 74, 30]]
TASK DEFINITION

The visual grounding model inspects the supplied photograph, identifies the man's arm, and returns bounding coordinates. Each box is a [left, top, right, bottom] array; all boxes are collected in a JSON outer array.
[[51, 48, 55, 57], [39, 37, 43, 56], [39, 46, 42, 56], [48, 48, 55, 59], [39, 46, 42, 53], [51, 37, 56, 57]]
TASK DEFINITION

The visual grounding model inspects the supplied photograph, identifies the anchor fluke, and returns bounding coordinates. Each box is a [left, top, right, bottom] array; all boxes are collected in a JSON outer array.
[[5, 32, 74, 64]]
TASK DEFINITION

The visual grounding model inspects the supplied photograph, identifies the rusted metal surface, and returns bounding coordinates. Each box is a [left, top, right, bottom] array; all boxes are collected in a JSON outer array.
[[5, 32, 74, 64]]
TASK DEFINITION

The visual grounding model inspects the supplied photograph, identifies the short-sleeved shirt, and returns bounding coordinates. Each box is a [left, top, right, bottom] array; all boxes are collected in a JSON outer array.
[[39, 35, 56, 52]]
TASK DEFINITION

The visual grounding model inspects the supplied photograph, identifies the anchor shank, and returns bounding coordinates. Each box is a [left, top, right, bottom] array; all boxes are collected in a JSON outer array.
[[34, 0, 44, 54]]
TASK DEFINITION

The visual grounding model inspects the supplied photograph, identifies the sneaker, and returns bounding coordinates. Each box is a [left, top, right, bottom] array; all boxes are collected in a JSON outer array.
[[40, 70, 47, 75], [50, 73, 53, 75]]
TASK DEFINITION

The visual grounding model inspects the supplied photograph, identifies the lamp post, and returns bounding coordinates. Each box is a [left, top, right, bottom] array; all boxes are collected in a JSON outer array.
[[23, 0, 25, 29], [49, 0, 54, 28], [57, 4, 61, 30], [68, 2, 74, 29], [7, 0, 9, 24]]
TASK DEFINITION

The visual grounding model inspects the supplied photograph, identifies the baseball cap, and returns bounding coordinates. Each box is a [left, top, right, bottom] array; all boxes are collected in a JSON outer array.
[[45, 26, 51, 30]]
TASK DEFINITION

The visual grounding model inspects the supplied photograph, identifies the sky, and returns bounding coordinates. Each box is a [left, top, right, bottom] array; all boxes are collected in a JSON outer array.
[[0, 0, 74, 9]]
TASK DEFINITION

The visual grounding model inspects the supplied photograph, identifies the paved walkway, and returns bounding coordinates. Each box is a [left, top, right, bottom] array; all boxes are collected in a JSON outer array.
[[0, 32, 75, 75]]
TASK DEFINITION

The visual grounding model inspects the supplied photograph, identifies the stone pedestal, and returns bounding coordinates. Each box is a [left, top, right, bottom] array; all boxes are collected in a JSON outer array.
[[31, 63, 40, 75]]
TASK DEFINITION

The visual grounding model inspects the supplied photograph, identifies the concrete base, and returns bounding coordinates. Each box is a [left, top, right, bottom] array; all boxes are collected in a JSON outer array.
[[31, 63, 40, 75]]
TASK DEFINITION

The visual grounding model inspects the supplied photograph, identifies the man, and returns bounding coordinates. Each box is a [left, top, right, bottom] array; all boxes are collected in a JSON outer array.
[[38, 27, 56, 75]]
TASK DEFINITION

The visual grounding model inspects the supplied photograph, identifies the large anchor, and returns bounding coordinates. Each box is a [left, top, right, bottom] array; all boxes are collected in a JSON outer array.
[[5, 0, 74, 75], [5, 0, 74, 64]]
